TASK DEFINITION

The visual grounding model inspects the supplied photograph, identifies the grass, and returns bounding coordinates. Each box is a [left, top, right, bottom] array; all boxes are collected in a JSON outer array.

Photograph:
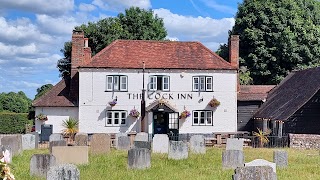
[[11, 147, 320, 180]]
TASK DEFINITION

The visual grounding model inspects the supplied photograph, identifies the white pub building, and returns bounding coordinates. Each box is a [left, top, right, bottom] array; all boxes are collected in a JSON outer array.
[[33, 30, 239, 136]]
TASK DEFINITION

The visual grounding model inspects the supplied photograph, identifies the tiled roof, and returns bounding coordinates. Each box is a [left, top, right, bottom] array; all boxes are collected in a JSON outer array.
[[81, 40, 236, 70], [32, 79, 78, 107], [238, 85, 275, 101]]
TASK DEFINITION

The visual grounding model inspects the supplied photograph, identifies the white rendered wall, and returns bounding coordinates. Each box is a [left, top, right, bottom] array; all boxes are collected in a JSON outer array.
[[79, 68, 237, 134], [35, 107, 78, 134]]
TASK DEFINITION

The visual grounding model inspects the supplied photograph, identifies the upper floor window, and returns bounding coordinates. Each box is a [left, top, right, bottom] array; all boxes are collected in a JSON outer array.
[[106, 75, 128, 91], [192, 110, 213, 126], [192, 76, 213, 92], [105, 110, 127, 126], [149, 75, 170, 91]]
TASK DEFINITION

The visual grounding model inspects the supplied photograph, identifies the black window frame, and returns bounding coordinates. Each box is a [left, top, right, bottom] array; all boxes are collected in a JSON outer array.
[[148, 75, 170, 91], [192, 76, 213, 92], [192, 110, 213, 126], [105, 75, 128, 92], [105, 110, 127, 127]]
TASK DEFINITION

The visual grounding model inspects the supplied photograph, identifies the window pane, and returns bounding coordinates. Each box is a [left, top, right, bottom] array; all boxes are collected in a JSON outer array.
[[200, 77, 205, 91], [163, 76, 169, 91], [193, 111, 199, 124], [157, 76, 162, 90], [106, 112, 112, 124], [113, 76, 119, 90], [193, 77, 199, 91], [200, 112, 205, 124], [107, 76, 113, 90], [206, 111, 212, 125], [120, 76, 127, 91], [149, 76, 157, 90], [206, 77, 212, 91]]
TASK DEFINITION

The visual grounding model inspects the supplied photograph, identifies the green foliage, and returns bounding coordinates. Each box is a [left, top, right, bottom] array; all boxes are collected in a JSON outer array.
[[57, 7, 167, 78], [253, 128, 271, 148], [34, 84, 53, 100], [239, 66, 253, 85], [217, 0, 320, 84], [0, 92, 31, 113], [0, 113, 29, 134], [62, 117, 79, 139]]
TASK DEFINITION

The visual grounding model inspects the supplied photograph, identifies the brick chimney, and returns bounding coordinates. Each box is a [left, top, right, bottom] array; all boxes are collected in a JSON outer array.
[[229, 35, 240, 92]]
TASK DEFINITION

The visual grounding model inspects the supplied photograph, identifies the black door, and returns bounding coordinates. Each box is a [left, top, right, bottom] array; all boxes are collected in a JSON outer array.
[[153, 112, 168, 134]]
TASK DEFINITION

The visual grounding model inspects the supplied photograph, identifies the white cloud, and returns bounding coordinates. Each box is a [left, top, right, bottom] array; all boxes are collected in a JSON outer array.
[[92, 0, 151, 11], [36, 15, 78, 35], [201, 0, 237, 15], [79, 3, 97, 12], [0, 0, 74, 16]]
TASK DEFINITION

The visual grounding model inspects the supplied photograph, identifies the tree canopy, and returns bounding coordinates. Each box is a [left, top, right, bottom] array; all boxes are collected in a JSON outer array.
[[34, 84, 53, 100], [217, 0, 320, 84], [57, 7, 167, 78], [0, 91, 32, 113]]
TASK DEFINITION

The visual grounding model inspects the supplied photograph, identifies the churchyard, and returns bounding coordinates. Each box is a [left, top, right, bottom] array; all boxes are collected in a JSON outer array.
[[2, 133, 319, 180]]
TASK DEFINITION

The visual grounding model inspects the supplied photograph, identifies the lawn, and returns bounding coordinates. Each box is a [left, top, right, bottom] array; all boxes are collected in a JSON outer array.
[[12, 147, 320, 180]]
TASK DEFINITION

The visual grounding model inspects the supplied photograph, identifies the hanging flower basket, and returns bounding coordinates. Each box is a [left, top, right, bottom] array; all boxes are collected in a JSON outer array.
[[108, 99, 117, 107], [208, 98, 220, 108], [35, 113, 48, 121], [179, 110, 191, 119], [129, 108, 140, 118]]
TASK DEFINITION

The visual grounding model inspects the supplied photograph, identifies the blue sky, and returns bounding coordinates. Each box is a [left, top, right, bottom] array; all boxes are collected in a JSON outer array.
[[0, 0, 242, 99]]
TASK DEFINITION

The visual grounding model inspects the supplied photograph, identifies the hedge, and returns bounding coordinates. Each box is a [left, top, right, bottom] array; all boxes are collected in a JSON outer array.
[[0, 113, 29, 134]]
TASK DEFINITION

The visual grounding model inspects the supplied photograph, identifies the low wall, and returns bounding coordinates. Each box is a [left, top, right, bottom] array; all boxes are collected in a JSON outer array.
[[289, 134, 320, 149]]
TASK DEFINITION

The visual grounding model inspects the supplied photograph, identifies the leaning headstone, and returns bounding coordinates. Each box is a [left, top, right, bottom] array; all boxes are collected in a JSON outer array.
[[117, 136, 130, 150], [190, 135, 206, 154], [49, 140, 67, 153], [0, 145, 12, 163], [152, 134, 169, 153], [233, 166, 277, 180], [49, 133, 64, 142], [1, 135, 22, 156], [245, 159, 276, 173], [90, 133, 111, 154], [46, 164, 80, 180], [30, 154, 56, 177], [168, 141, 188, 160], [52, 146, 88, 165], [22, 134, 36, 150], [134, 132, 149, 142], [222, 150, 244, 169], [74, 133, 88, 146], [134, 141, 151, 150], [32, 132, 40, 149], [273, 150, 288, 168], [128, 148, 151, 169], [226, 138, 244, 151]]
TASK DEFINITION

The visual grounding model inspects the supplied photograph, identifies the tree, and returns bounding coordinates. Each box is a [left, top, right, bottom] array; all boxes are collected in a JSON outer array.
[[57, 7, 167, 78], [0, 91, 31, 113], [217, 0, 320, 84], [34, 84, 53, 100]]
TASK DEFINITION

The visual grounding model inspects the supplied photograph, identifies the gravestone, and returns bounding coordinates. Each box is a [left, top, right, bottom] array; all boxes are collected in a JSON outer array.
[[49, 140, 67, 153], [0, 145, 12, 163], [273, 150, 288, 168], [22, 134, 36, 150], [47, 164, 80, 180], [49, 133, 64, 142], [134, 141, 151, 150], [1, 135, 22, 156], [115, 133, 128, 148], [134, 132, 149, 142], [30, 154, 56, 177], [128, 148, 151, 169], [117, 136, 130, 150], [168, 141, 188, 160], [32, 132, 40, 149], [52, 146, 88, 165], [222, 150, 244, 169], [226, 138, 244, 151], [233, 166, 277, 180], [152, 134, 169, 153], [245, 159, 276, 173], [90, 133, 111, 154], [74, 133, 88, 146], [190, 135, 206, 154]]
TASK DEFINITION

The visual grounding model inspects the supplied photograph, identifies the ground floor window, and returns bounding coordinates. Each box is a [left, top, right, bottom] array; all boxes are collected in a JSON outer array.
[[192, 110, 213, 126], [105, 110, 127, 126]]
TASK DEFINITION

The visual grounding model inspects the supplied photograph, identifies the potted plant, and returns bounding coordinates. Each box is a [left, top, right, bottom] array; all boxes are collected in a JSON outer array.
[[179, 110, 191, 119], [129, 108, 140, 118], [253, 128, 271, 148], [35, 113, 48, 121], [62, 117, 79, 143], [108, 99, 117, 107], [208, 98, 220, 108]]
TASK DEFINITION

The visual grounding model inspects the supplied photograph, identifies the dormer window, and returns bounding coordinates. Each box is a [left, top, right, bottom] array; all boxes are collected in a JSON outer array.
[[106, 75, 128, 91], [148, 75, 170, 91], [192, 76, 213, 92]]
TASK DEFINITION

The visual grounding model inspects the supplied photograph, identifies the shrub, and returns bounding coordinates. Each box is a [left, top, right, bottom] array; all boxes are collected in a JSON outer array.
[[0, 113, 29, 134]]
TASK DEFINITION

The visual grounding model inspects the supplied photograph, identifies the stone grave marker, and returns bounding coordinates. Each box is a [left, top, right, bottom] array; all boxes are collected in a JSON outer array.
[[273, 150, 288, 168], [0, 145, 12, 163], [115, 133, 128, 148], [134, 141, 151, 150], [52, 146, 88, 165], [222, 150, 244, 169], [152, 134, 169, 153], [190, 135, 206, 154], [1, 135, 22, 156], [117, 136, 130, 150], [134, 132, 149, 142], [22, 134, 36, 150], [32, 132, 39, 149], [128, 148, 151, 169], [233, 166, 277, 180], [49, 133, 64, 142], [30, 154, 56, 177], [49, 140, 67, 153], [226, 138, 244, 151], [168, 141, 188, 160], [74, 133, 88, 146], [245, 159, 276, 173], [90, 133, 111, 154], [47, 164, 80, 180]]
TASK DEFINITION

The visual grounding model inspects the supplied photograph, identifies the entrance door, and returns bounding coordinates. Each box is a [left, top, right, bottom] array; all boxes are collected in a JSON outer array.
[[153, 112, 168, 134]]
